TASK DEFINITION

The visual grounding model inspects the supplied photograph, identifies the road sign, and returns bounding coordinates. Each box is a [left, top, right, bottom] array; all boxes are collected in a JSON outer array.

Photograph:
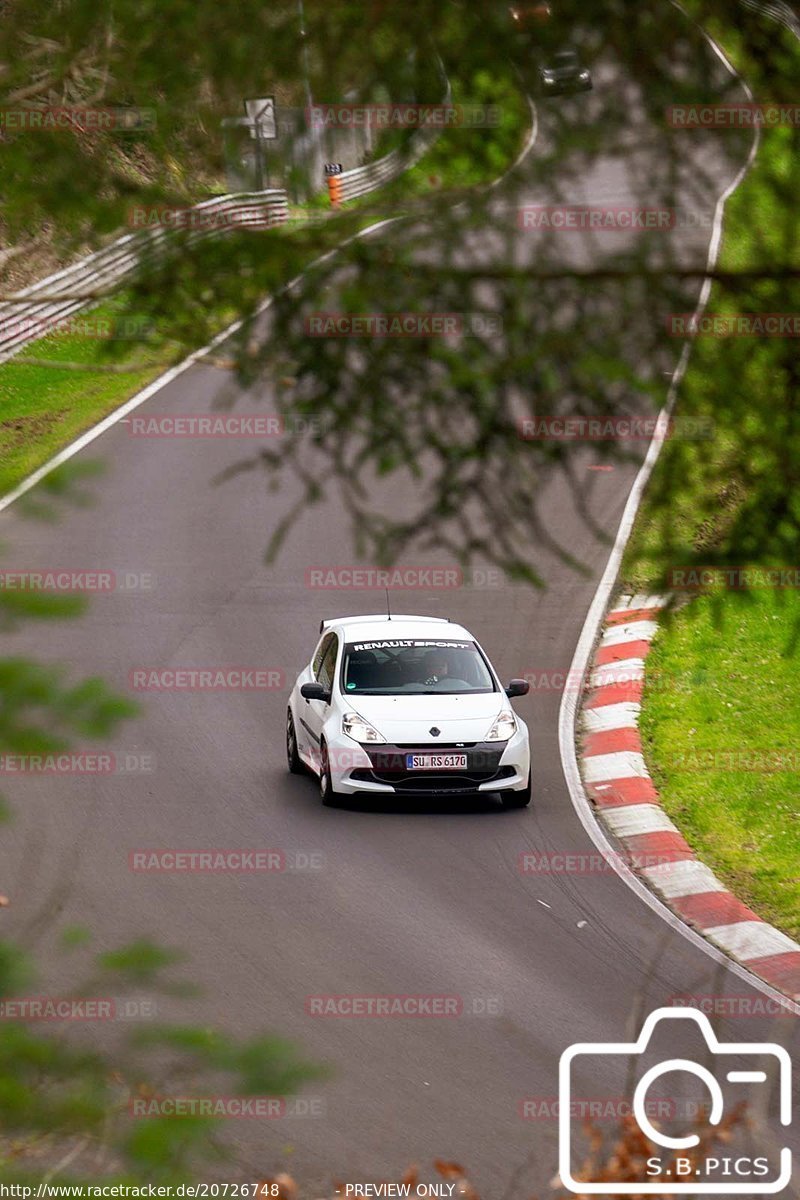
[[324, 162, 343, 176], [245, 97, 277, 140]]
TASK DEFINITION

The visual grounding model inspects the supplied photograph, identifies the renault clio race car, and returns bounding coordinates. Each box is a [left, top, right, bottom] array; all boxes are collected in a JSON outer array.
[[286, 615, 531, 807], [538, 48, 592, 95]]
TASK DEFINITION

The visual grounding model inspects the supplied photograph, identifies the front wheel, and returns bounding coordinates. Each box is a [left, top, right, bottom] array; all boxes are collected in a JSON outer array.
[[286, 710, 304, 775], [319, 740, 342, 807], [500, 773, 532, 809]]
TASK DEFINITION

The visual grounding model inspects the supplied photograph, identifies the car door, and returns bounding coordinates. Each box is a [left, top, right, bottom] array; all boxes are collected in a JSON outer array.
[[298, 632, 338, 767]]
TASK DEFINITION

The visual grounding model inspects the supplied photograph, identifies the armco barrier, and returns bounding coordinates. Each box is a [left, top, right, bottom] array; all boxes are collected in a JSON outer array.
[[333, 125, 440, 204], [740, 0, 800, 36], [0, 189, 289, 363], [332, 82, 451, 205]]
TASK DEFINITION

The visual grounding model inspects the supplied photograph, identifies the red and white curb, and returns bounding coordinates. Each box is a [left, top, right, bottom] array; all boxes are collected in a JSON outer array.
[[579, 591, 800, 1003]]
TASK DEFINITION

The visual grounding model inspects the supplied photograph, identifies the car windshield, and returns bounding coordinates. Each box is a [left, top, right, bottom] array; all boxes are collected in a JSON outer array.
[[341, 638, 497, 696]]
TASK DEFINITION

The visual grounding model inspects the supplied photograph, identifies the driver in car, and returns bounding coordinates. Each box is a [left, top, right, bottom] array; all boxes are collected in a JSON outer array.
[[421, 650, 451, 686]]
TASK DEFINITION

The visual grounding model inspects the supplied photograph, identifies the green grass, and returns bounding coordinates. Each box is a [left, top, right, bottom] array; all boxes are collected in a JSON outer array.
[[402, 66, 530, 193], [621, 125, 799, 593], [620, 20, 800, 940], [0, 64, 530, 500], [639, 590, 800, 940], [0, 296, 176, 495]]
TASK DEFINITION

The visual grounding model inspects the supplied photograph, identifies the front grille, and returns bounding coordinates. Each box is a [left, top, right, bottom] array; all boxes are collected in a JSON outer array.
[[350, 765, 516, 794], [351, 742, 512, 794], [391, 742, 477, 750]]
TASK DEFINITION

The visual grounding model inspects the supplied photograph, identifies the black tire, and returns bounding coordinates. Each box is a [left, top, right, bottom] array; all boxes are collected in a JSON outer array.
[[501, 773, 532, 809], [286, 710, 304, 775], [319, 740, 341, 807]]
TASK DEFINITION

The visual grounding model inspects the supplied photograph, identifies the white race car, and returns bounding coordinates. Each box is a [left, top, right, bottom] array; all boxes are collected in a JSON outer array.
[[286, 615, 531, 808]]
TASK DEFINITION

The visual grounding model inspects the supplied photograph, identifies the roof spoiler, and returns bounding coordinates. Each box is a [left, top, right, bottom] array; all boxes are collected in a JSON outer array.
[[318, 615, 450, 634]]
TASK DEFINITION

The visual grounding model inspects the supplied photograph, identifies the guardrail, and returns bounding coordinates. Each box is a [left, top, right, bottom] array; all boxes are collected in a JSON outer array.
[[327, 76, 451, 206], [740, 0, 800, 36], [329, 120, 443, 205], [2, 70, 452, 359], [0, 189, 289, 363]]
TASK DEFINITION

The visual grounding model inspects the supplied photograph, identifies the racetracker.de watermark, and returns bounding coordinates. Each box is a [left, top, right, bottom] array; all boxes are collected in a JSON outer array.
[[518, 415, 713, 441], [0, 997, 156, 1021], [0, 314, 152, 341], [0, 106, 155, 132], [128, 849, 324, 872], [520, 666, 689, 693], [305, 565, 506, 590], [518, 851, 682, 874], [306, 103, 501, 128], [668, 566, 800, 590], [517, 206, 712, 231], [305, 994, 502, 1017], [129, 667, 285, 691], [127, 205, 281, 230], [660, 749, 800, 773], [0, 569, 154, 593], [667, 103, 800, 127], [304, 312, 502, 337], [0, 752, 154, 776], [668, 313, 800, 337], [128, 1096, 325, 1119], [519, 1096, 706, 1121], [305, 566, 461, 590], [125, 415, 285, 438], [668, 994, 796, 1019]]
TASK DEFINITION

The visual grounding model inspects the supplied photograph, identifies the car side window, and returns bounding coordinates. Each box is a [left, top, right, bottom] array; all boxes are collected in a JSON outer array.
[[312, 633, 334, 679], [317, 635, 339, 692]]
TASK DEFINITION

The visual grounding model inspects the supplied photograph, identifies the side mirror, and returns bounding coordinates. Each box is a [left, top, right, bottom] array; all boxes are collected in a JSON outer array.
[[301, 681, 331, 703], [505, 679, 530, 698]]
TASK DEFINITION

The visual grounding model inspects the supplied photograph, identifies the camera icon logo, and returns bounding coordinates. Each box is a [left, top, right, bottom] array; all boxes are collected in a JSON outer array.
[[559, 1006, 792, 1194]]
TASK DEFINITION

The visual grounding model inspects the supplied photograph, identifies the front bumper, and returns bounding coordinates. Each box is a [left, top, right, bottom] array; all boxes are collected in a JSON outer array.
[[324, 729, 530, 797], [541, 76, 592, 95]]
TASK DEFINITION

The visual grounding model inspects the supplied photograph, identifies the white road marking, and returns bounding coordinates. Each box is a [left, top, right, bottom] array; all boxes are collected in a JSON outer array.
[[600, 620, 659, 647], [588, 659, 646, 689], [641, 859, 726, 898], [611, 593, 669, 614], [582, 702, 641, 731], [705, 922, 799, 962], [601, 804, 679, 838], [582, 751, 649, 782]]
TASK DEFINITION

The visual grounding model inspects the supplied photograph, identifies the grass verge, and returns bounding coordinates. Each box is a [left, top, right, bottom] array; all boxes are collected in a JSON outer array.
[[620, 17, 800, 940], [638, 591, 800, 941], [0, 295, 177, 496]]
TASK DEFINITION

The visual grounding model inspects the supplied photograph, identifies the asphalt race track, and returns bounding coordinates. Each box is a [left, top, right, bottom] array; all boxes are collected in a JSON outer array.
[[1, 18, 797, 1197]]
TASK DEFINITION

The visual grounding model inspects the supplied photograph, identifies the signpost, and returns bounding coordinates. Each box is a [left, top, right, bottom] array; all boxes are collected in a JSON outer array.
[[244, 97, 277, 190]]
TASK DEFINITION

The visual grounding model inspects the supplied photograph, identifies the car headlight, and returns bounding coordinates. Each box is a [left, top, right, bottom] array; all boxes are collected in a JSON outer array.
[[579, 70, 590, 80], [342, 711, 385, 744], [486, 711, 517, 742]]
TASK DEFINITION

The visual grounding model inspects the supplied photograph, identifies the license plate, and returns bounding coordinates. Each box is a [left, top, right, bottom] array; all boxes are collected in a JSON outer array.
[[405, 753, 468, 771]]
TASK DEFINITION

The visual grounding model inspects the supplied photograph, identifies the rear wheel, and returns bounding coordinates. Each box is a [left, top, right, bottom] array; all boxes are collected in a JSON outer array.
[[500, 773, 532, 809], [286, 710, 304, 775], [319, 740, 341, 807]]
